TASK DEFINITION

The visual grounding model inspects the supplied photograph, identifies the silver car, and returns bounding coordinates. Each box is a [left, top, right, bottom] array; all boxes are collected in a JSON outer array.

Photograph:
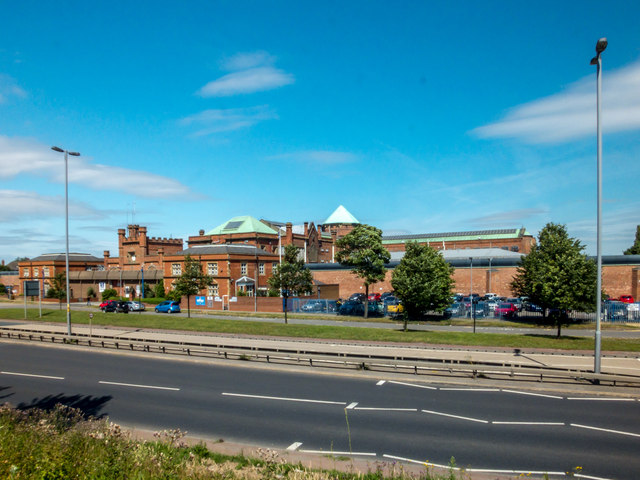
[[126, 301, 146, 311]]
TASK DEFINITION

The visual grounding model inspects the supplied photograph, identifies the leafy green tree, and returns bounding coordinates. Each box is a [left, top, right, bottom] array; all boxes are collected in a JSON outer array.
[[336, 225, 390, 318], [153, 280, 166, 298], [47, 272, 67, 310], [173, 254, 213, 318], [86, 287, 97, 300], [268, 244, 314, 324], [101, 288, 118, 300], [391, 242, 455, 330], [624, 225, 640, 255], [511, 223, 597, 337], [0, 283, 6, 294]]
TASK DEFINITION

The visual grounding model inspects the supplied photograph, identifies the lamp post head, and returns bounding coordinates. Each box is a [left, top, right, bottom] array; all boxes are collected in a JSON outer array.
[[68, 151, 81, 156], [595, 37, 608, 54], [51, 146, 64, 153]]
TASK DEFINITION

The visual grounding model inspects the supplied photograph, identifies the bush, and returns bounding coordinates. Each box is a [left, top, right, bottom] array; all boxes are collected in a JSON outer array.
[[101, 288, 118, 300], [153, 280, 166, 298], [86, 287, 96, 299]]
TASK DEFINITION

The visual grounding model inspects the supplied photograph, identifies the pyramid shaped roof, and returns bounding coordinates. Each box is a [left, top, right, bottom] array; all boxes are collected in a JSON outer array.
[[323, 205, 360, 225], [205, 216, 278, 236]]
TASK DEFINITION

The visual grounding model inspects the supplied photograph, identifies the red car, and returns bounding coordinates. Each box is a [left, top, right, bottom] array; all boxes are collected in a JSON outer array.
[[619, 295, 635, 304], [368, 293, 381, 302], [494, 302, 518, 318]]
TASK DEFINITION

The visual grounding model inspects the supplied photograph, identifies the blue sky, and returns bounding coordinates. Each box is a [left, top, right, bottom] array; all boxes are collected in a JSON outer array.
[[1, 0, 639, 262]]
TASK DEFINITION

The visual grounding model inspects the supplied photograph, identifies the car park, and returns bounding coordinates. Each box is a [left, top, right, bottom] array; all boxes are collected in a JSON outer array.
[[155, 300, 181, 314], [301, 299, 326, 312], [368, 293, 381, 302], [619, 295, 635, 304], [495, 302, 518, 319], [103, 300, 128, 313], [99, 300, 113, 311], [348, 293, 366, 303], [338, 300, 365, 316], [506, 297, 523, 312], [443, 302, 465, 318], [468, 301, 487, 318], [127, 301, 145, 311]]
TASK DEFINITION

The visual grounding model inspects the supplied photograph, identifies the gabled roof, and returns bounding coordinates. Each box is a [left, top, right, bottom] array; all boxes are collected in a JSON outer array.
[[205, 216, 278, 236], [323, 205, 359, 225]]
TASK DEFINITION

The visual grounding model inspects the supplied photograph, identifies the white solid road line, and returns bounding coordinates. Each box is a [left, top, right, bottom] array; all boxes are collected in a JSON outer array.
[[222, 392, 346, 405], [387, 380, 437, 390], [466, 468, 565, 475], [355, 407, 418, 412], [382, 454, 457, 470], [501, 389, 563, 399], [492, 421, 565, 426], [421, 409, 489, 424], [299, 450, 376, 456], [439, 388, 500, 392], [376, 380, 386, 385], [571, 423, 640, 438], [573, 474, 615, 480], [346, 402, 358, 409], [1, 371, 64, 380], [286, 442, 302, 451], [567, 397, 636, 401], [98, 381, 180, 391]]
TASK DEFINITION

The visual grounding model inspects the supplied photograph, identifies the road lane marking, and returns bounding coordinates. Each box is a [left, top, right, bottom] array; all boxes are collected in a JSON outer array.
[[388, 380, 437, 390], [567, 397, 636, 401], [286, 442, 302, 451], [98, 381, 180, 391], [467, 469, 565, 475], [300, 450, 376, 456], [346, 402, 358, 409], [501, 389, 563, 399], [355, 407, 418, 412], [222, 393, 346, 405], [376, 380, 386, 386], [382, 454, 457, 470], [573, 474, 615, 480], [571, 423, 640, 438], [1, 371, 64, 380], [440, 388, 500, 392], [421, 409, 488, 423], [492, 421, 565, 426]]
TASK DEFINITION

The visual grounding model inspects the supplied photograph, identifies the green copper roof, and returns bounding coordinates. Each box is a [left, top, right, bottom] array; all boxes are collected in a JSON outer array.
[[205, 216, 278, 236], [323, 205, 360, 225]]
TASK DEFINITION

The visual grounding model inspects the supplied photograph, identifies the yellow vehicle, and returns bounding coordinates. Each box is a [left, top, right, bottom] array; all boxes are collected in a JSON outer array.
[[386, 298, 404, 317]]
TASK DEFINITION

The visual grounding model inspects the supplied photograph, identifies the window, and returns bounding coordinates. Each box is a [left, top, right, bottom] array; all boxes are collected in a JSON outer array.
[[259, 263, 265, 275], [171, 263, 181, 275], [208, 284, 219, 297], [207, 262, 218, 275], [272, 262, 278, 272], [23, 268, 29, 277], [43, 267, 50, 277], [34, 267, 39, 277], [241, 263, 247, 275]]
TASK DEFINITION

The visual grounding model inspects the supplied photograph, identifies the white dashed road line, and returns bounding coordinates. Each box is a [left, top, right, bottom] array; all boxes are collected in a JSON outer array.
[[492, 421, 565, 426], [501, 389, 563, 399], [286, 442, 302, 451], [355, 407, 418, 412], [571, 423, 640, 438], [382, 454, 457, 470], [421, 409, 489, 424], [299, 449, 376, 456], [346, 402, 358, 409], [386, 380, 437, 390], [1, 371, 64, 380], [222, 392, 346, 405], [567, 397, 636, 401], [98, 381, 180, 391]]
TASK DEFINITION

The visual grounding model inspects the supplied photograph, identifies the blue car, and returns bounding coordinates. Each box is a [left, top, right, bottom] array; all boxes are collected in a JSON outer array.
[[155, 300, 181, 314]]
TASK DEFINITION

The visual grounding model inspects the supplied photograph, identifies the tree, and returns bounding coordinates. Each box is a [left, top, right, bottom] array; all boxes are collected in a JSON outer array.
[[391, 242, 455, 331], [624, 225, 640, 255], [335, 225, 390, 318], [86, 287, 97, 300], [47, 272, 67, 310], [101, 288, 118, 300], [173, 255, 213, 318], [153, 280, 166, 298], [268, 244, 313, 324], [511, 223, 597, 337]]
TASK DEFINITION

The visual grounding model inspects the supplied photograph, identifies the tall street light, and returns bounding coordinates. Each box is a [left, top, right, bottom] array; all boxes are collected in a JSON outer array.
[[590, 37, 607, 375], [51, 146, 81, 337]]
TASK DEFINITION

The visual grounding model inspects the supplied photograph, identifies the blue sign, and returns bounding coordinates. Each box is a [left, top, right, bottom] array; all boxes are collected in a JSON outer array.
[[195, 296, 206, 306]]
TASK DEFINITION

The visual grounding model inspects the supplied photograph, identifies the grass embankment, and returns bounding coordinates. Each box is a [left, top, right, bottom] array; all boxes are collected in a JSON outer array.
[[0, 404, 459, 480], [3, 308, 640, 352]]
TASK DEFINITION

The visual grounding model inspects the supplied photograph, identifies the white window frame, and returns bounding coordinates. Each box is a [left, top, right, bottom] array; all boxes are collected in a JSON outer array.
[[172, 263, 181, 275], [207, 262, 218, 275], [241, 263, 247, 275]]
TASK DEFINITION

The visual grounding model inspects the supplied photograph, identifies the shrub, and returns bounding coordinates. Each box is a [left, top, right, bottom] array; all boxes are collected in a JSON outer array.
[[101, 288, 118, 300]]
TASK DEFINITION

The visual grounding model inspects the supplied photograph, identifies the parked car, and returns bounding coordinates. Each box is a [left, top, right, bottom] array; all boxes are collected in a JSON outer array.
[[468, 301, 487, 318], [368, 293, 381, 302], [338, 300, 365, 316], [127, 301, 145, 311], [104, 300, 128, 313], [155, 300, 181, 314], [99, 300, 114, 311], [619, 295, 635, 304], [524, 302, 543, 313], [495, 302, 518, 319], [348, 293, 366, 303], [301, 299, 326, 312], [386, 298, 404, 317], [443, 302, 465, 319], [101, 300, 118, 312], [486, 300, 499, 313], [506, 298, 523, 312]]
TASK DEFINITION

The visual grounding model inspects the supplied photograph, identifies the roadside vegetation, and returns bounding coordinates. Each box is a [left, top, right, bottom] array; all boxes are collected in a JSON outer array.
[[2, 307, 639, 352], [0, 403, 462, 480]]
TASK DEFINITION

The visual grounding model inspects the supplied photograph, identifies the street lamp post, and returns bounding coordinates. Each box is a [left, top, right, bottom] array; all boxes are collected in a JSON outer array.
[[470, 257, 475, 333], [51, 146, 80, 338], [590, 38, 607, 375]]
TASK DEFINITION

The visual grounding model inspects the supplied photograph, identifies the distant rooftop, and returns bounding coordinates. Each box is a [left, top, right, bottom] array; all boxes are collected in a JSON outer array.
[[389, 247, 524, 262], [383, 227, 531, 244], [28, 253, 102, 263], [206, 216, 278, 236], [179, 244, 276, 256], [323, 205, 360, 225]]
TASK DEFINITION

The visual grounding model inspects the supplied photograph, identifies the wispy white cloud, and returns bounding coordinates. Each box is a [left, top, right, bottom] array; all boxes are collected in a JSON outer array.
[[180, 105, 277, 136], [271, 150, 359, 165], [0, 190, 103, 221], [0, 135, 196, 198], [0, 74, 27, 103], [469, 208, 549, 226], [471, 60, 640, 144], [197, 51, 294, 97]]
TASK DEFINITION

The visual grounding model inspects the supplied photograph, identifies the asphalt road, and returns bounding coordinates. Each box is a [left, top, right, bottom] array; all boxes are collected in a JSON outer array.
[[1, 342, 639, 479]]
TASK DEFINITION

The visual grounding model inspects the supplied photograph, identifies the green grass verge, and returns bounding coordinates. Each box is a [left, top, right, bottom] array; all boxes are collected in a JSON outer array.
[[2, 308, 639, 352]]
